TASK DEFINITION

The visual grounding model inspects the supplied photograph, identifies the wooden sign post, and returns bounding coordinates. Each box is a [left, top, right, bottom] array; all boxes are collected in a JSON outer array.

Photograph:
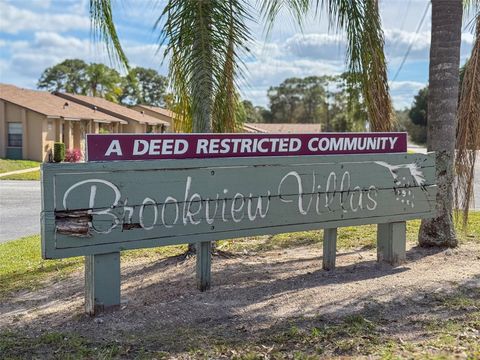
[[41, 148, 436, 315]]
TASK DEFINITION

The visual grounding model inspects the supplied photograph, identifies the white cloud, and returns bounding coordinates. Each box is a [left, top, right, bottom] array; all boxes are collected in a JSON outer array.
[[389, 81, 426, 109], [390, 81, 425, 92], [124, 43, 166, 72], [0, 32, 171, 89], [0, 2, 89, 34], [0, 0, 475, 112], [284, 33, 346, 60], [1, 32, 95, 86]]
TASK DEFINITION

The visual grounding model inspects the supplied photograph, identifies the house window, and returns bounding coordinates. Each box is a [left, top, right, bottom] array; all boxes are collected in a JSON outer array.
[[8, 122, 22, 147]]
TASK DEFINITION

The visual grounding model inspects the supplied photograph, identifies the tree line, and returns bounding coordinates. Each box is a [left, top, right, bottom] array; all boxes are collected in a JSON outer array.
[[38, 61, 371, 132], [37, 59, 168, 107], [242, 74, 368, 132]]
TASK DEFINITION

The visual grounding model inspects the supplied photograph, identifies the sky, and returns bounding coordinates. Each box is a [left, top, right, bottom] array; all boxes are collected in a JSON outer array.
[[0, 0, 476, 110]]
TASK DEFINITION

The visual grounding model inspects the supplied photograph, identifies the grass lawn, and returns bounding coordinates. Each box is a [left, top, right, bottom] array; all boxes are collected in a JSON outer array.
[[1, 214, 479, 299], [0, 159, 40, 174], [0, 235, 187, 298]]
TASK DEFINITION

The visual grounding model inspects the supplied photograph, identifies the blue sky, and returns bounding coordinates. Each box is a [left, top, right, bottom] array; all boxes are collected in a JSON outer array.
[[0, 0, 476, 110]]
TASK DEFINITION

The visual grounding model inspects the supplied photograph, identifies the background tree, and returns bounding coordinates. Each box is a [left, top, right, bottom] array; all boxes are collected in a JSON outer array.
[[120, 67, 168, 106], [37, 59, 88, 94], [37, 60, 169, 106], [267, 76, 328, 124], [265, 74, 367, 131], [328, 74, 368, 132], [241, 100, 265, 123], [405, 87, 428, 145], [419, 0, 463, 248], [84, 63, 123, 102]]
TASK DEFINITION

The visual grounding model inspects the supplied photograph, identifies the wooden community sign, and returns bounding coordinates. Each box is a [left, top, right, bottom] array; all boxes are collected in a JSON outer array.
[[41, 132, 436, 315]]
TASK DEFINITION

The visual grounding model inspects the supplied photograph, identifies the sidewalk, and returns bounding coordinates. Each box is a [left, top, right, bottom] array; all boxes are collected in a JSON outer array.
[[408, 144, 427, 154], [0, 167, 40, 178]]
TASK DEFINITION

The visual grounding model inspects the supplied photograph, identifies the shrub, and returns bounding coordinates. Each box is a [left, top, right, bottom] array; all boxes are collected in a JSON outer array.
[[65, 149, 82, 163], [53, 142, 65, 162]]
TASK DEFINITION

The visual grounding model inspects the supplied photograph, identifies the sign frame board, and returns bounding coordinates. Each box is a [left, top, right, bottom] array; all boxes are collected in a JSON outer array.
[[42, 152, 435, 259]]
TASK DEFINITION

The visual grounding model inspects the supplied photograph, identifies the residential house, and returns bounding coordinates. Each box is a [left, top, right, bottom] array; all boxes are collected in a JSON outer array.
[[55, 93, 170, 134], [243, 123, 322, 133], [0, 84, 126, 161], [0, 84, 171, 161], [133, 104, 175, 129]]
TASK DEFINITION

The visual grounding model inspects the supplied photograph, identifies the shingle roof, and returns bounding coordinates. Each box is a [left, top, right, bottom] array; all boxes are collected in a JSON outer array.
[[134, 104, 174, 118], [243, 123, 322, 133], [0, 83, 126, 123], [55, 92, 170, 127]]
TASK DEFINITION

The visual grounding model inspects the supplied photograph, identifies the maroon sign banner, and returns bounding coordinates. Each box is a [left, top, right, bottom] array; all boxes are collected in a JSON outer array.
[[86, 132, 407, 161]]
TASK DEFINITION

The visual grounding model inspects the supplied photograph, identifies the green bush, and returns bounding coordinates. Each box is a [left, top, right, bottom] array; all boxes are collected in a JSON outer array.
[[53, 142, 65, 162]]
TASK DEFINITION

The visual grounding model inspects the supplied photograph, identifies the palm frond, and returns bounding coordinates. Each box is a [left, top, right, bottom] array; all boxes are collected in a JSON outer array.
[[89, 0, 129, 69], [320, 0, 394, 131], [260, 0, 310, 34], [455, 14, 480, 228], [212, 1, 249, 133], [261, 0, 394, 131], [158, 0, 251, 133], [464, 0, 479, 32]]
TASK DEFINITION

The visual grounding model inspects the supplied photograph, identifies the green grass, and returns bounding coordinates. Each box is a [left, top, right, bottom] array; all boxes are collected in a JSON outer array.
[[0, 159, 40, 174], [1, 213, 479, 299], [0, 169, 40, 180], [0, 234, 188, 298], [0, 235, 82, 297]]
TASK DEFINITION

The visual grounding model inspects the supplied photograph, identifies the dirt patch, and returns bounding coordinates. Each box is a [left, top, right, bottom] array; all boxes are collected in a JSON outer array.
[[1, 241, 480, 356]]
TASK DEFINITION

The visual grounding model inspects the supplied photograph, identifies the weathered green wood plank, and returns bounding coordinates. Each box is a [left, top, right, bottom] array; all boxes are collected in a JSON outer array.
[[41, 153, 436, 259]]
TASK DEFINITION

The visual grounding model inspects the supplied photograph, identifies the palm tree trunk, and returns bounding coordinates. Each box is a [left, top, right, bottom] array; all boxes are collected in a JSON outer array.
[[419, 0, 463, 247], [191, 1, 213, 134]]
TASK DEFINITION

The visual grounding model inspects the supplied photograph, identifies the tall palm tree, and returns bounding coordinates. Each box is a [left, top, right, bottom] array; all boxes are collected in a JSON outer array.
[[90, 0, 394, 134], [419, 0, 464, 247]]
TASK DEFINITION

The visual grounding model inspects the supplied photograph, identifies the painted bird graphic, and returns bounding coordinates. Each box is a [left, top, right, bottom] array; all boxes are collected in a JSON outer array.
[[375, 161, 426, 208]]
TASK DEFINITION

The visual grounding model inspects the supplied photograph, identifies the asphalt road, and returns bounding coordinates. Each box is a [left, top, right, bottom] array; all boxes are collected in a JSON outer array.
[[0, 154, 479, 243], [0, 181, 41, 243]]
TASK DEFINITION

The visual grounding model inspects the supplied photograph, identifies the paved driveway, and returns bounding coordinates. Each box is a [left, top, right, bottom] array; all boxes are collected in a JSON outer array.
[[0, 181, 41, 243]]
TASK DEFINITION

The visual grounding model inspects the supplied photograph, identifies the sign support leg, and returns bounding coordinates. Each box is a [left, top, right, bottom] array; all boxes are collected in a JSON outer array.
[[85, 252, 121, 315], [322, 228, 337, 270], [377, 222, 406, 266], [196, 241, 211, 291]]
